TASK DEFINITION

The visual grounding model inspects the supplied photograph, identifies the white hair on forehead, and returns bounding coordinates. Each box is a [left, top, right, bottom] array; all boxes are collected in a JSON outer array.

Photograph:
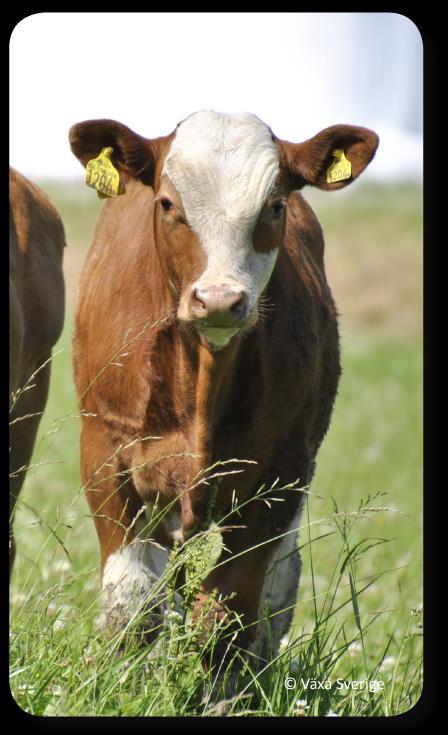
[[162, 111, 281, 324], [163, 110, 280, 231]]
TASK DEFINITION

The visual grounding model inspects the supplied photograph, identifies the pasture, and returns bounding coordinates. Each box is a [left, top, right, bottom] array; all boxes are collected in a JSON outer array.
[[9, 179, 423, 717]]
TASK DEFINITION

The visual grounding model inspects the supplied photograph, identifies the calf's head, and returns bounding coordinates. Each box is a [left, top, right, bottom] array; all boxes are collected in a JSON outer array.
[[70, 110, 378, 350]]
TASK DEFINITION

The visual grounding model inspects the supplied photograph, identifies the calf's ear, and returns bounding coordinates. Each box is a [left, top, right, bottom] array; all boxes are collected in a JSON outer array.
[[69, 119, 168, 187], [280, 124, 379, 191]]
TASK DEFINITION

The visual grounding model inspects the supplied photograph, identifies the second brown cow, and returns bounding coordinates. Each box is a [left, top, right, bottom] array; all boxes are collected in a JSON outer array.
[[69, 110, 378, 669], [9, 168, 65, 572]]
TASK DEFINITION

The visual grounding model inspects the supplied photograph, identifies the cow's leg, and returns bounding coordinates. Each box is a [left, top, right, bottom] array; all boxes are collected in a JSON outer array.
[[134, 510, 185, 616], [193, 499, 300, 680], [9, 353, 51, 574], [255, 508, 303, 663], [80, 418, 166, 639], [193, 531, 270, 696]]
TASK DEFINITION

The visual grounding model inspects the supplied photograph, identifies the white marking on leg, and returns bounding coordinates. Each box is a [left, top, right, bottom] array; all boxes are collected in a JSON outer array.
[[99, 542, 165, 634], [254, 507, 303, 660]]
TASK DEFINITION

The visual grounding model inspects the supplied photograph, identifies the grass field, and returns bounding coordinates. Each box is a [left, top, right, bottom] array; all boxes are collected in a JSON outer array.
[[9, 178, 423, 717]]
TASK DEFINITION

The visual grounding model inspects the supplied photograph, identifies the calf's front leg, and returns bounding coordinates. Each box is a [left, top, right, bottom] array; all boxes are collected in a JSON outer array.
[[80, 418, 166, 638], [192, 495, 303, 681]]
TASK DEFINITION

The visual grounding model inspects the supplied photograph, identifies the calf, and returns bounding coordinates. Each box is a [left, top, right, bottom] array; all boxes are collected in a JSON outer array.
[[69, 111, 378, 666], [9, 168, 65, 571]]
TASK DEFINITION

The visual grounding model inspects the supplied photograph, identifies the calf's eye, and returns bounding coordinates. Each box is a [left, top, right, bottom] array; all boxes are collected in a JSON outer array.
[[271, 200, 284, 219], [161, 198, 173, 212]]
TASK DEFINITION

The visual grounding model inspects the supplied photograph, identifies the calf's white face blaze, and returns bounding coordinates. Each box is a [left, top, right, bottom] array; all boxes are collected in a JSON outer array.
[[161, 110, 281, 348]]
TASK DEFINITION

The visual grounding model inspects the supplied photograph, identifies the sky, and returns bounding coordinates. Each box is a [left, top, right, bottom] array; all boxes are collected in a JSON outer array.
[[10, 12, 423, 181]]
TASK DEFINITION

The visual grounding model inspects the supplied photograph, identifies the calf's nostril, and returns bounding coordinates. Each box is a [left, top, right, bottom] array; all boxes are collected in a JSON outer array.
[[230, 293, 248, 319], [192, 288, 207, 312]]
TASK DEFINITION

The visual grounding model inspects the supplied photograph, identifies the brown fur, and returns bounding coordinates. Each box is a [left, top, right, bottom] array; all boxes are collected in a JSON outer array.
[[70, 116, 378, 665], [9, 168, 65, 571]]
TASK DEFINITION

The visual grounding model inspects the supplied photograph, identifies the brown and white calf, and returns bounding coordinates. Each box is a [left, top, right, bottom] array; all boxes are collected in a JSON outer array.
[[9, 168, 65, 571], [69, 111, 378, 663]]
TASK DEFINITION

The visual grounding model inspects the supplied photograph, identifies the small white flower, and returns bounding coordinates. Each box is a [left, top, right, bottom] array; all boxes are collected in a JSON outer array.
[[17, 684, 36, 693], [54, 559, 72, 575], [379, 655, 396, 671], [279, 635, 290, 651], [326, 711, 339, 717], [348, 641, 362, 658], [52, 604, 73, 631], [46, 602, 58, 617], [11, 592, 27, 606], [52, 619, 66, 632], [293, 699, 310, 717], [166, 610, 183, 624]]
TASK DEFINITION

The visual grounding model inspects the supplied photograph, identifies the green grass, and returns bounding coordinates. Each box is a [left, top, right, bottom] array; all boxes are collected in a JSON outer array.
[[10, 323, 423, 717], [9, 180, 423, 716]]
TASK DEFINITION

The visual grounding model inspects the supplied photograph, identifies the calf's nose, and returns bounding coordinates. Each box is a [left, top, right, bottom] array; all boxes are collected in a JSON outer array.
[[190, 285, 249, 324]]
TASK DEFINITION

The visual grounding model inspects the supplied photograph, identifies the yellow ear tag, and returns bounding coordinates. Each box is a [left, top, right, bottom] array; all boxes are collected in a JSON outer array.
[[326, 149, 352, 184], [85, 147, 125, 198]]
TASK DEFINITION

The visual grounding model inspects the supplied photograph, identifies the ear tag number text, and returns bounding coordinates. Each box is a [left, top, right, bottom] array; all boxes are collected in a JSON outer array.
[[85, 147, 125, 198], [326, 149, 352, 184]]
